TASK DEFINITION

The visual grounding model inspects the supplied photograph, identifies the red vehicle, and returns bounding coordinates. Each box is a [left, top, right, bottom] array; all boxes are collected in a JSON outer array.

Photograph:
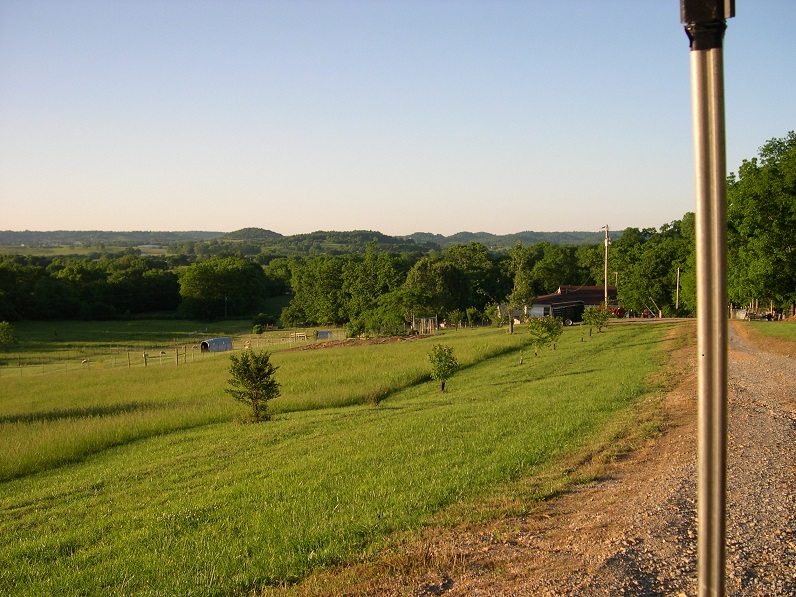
[[609, 306, 626, 318]]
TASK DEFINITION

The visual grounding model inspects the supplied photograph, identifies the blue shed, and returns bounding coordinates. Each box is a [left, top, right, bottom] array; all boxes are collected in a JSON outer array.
[[200, 337, 233, 353]]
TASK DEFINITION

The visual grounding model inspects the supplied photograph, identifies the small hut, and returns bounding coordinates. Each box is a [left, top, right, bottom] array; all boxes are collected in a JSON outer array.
[[200, 337, 233, 353]]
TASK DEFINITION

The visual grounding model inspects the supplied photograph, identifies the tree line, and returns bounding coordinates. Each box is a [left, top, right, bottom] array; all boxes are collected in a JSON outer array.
[[1, 132, 793, 327]]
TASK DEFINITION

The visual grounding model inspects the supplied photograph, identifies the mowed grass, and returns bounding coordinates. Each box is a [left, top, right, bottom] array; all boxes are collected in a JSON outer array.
[[0, 327, 531, 480], [0, 321, 680, 596], [746, 319, 796, 343]]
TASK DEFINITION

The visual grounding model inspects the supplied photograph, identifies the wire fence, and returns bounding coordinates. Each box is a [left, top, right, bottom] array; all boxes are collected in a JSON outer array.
[[0, 328, 347, 379]]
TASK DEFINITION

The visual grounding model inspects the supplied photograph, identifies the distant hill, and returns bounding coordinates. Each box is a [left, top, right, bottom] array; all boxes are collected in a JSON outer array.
[[1, 228, 612, 257], [258, 230, 440, 255], [404, 230, 608, 250], [221, 228, 283, 241]]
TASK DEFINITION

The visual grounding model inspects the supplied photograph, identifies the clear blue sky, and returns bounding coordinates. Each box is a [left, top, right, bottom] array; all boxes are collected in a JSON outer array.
[[1, 0, 793, 237]]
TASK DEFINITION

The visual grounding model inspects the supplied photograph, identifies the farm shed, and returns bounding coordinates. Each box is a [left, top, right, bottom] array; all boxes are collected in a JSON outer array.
[[200, 337, 233, 352], [528, 285, 617, 324]]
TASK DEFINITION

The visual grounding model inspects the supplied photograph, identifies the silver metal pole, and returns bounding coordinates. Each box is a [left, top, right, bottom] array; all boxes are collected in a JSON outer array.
[[682, 2, 734, 595], [692, 45, 728, 596], [603, 225, 609, 305]]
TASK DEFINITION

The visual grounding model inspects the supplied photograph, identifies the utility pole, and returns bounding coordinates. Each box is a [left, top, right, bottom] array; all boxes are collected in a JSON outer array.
[[681, 1, 734, 595], [603, 225, 610, 306]]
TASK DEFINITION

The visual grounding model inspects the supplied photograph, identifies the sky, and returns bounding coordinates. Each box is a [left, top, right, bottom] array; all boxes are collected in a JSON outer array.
[[1, 0, 794, 237]]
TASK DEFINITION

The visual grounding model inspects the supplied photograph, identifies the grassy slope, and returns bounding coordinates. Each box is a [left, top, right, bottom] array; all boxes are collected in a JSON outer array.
[[0, 322, 678, 596]]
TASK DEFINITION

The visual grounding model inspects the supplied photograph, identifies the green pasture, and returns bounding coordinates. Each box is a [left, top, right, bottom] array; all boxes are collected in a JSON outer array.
[[746, 319, 796, 343], [0, 320, 682, 596]]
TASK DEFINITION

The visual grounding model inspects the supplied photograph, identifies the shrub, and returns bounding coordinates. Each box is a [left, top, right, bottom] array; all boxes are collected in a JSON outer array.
[[252, 312, 275, 327], [0, 321, 18, 346]]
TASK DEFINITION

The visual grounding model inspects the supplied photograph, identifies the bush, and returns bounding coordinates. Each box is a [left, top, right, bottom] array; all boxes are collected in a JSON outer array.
[[225, 351, 281, 422], [252, 312, 275, 327], [0, 321, 18, 346]]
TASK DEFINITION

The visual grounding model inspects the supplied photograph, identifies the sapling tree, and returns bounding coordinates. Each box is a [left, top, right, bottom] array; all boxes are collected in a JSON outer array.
[[581, 305, 612, 337], [428, 344, 458, 392], [226, 350, 281, 422], [527, 316, 564, 356]]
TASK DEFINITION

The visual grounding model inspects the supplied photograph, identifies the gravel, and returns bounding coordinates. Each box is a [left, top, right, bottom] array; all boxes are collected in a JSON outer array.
[[585, 325, 796, 596]]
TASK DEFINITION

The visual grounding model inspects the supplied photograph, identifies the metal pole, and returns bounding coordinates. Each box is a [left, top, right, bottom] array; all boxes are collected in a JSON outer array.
[[681, 2, 734, 595], [603, 225, 610, 305]]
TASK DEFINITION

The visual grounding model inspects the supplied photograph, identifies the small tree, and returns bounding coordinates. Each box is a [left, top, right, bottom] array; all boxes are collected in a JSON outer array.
[[483, 303, 501, 327], [226, 350, 281, 422], [447, 309, 465, 329], [582, 305, 612, 336], [0, 321, 18, 346], [428, 344, 458, 392], [466, 307, 480, 327], [527, 316, 564, 356]]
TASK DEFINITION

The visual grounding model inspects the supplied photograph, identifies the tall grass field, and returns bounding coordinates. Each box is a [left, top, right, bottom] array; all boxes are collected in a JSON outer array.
[[0, 320, 684, 596]]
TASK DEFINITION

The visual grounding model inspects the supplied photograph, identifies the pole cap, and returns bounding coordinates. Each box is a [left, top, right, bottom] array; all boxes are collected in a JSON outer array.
[[682, 0, 734, 50], [681, 0, 735, 24]]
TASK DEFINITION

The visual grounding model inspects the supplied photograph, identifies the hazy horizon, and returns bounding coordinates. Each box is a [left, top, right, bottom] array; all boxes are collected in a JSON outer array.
[[2, 2, 793, 236]]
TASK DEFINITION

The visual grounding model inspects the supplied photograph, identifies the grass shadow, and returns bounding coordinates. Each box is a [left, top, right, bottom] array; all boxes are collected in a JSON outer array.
[[0, 401, 172, 425]]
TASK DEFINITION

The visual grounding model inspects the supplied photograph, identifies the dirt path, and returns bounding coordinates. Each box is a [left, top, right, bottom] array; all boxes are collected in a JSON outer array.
[[282, 321, 796, 596]]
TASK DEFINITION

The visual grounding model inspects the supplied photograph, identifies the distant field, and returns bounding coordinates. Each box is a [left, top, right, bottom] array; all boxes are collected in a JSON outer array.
[[0, 245, 130, 256], [0, 320, 685, 596]]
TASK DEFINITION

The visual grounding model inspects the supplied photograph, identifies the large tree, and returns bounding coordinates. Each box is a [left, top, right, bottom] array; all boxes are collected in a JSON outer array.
[[726, 131, 796, 311], [441, 242, 502, 311], [283, 255, 348, 326], [610, 217, 695, 316], [178, 256, 268, 320]]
